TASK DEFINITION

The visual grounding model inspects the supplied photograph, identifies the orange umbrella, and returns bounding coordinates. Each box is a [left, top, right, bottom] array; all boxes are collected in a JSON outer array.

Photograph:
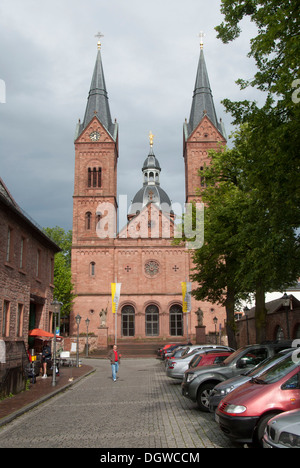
[[28, 328, 54, 338]]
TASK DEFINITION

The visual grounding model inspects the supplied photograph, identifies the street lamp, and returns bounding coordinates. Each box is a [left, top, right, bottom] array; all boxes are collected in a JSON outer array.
[[282, 293, 291, 340], [75, 314, 81, 367], [213, 316, 218, 344], [85, 318, 90, 357], [51, 299, 62, 387]]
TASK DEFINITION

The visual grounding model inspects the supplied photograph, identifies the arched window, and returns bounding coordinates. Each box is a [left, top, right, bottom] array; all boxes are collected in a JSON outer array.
[[90, 262, 95, 276], [88, 167, 102, 188], [293, 323, 300, 340], [200, 166, 206, 187], [85, 212, 92, 230], [145, 305, 159, 336], [170, 304, 183, 336], [121, 305, 135, 337], [275, 325, 285, 341]]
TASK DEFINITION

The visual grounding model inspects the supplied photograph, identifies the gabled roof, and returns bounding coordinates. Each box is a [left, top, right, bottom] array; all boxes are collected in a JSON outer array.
[[0, 177, 18, 208], [240, 294, 300, 320], [119, 202, 175, 240], [0, 177, 60, 253]]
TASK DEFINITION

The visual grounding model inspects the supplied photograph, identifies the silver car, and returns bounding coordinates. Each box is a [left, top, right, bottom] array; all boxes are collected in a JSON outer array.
[[166, 345, 232, 380], [263, 409, 300, 448]]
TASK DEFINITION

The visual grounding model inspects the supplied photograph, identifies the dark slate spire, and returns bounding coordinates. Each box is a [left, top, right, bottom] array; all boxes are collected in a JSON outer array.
[[77, 39, 117, 140], [187, 41, 225, 138]]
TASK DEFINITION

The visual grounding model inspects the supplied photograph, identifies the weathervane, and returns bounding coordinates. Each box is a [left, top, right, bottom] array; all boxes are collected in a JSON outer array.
[[198, 31, 205, 49], [95, 31, 104, 50]]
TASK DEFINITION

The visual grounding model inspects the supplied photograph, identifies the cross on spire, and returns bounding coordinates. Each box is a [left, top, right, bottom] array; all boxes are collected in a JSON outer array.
[[198, 31, 205, 49], [95, 31, 104, 49]]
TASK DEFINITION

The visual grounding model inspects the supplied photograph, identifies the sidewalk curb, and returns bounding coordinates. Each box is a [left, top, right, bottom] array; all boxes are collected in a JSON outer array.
[[0, 368, 96, 428]]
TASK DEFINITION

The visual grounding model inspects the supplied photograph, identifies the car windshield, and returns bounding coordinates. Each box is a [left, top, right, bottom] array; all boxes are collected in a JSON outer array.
[[181, 347, 191, 357], [189, 355, 203, 368], [184, 349, 202, 358], [256, 355, 298, 384], [221, 347, 249, 366], [247, 352, 291, 377]]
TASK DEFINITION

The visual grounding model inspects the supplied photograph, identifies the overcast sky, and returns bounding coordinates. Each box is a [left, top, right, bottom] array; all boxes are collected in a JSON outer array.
[[0, 0, 265, 233]]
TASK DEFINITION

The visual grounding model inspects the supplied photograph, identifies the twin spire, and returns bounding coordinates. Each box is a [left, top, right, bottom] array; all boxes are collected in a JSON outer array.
[[77, 32, 117, 140], [77, 32, 225, 142]]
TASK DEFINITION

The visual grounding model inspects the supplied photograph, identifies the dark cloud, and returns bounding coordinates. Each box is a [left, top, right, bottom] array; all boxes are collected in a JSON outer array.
[[0, 0, 263, 232]]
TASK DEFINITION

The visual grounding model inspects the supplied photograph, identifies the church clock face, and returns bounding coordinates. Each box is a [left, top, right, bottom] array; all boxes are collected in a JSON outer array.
[[89, 131, 100, 141]]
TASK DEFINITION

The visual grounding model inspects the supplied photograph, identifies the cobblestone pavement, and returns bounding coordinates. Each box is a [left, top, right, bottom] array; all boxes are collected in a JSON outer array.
[[0, 358, 235, 448]]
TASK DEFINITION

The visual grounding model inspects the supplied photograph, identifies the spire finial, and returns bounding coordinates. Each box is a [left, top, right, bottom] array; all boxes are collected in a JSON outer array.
[[198, 31, 205, 50], [95, 31, 104, 50], [149, 131, 154, 148]]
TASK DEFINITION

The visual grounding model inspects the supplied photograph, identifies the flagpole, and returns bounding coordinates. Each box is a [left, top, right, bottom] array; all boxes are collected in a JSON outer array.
[[115, 276, 117, 346], [186, 277, 189, 342]]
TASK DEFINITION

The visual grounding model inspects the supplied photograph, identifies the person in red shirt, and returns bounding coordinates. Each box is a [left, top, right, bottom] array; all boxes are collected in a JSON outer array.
[[107, 344, 121, 382]]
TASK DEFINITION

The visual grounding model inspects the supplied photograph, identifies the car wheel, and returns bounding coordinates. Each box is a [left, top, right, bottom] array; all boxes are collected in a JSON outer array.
[[196, 383, 215, 412], [255, 412, 279, 447]]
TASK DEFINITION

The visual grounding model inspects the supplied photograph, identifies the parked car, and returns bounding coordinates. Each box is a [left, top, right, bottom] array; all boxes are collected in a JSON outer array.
[[189, 350, 233, 370], [164, 346, 190, 367], [157, 343, 177, 359], [182, 342, 292, 412], [209, 348, 293, 413], [158, 343, 191, 360], [166, 345, 233, 380], [263, 409, 300, 448], [215, 353, 300, 446]]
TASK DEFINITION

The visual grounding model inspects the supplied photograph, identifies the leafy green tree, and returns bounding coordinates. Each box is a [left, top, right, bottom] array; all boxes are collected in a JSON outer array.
[[213, 0, 300, 341], [43, 226, 75, 318]]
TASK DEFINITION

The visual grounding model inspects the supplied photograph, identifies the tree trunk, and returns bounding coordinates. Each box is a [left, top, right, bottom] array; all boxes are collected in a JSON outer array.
[[225, 287, 237, 349], [255, 285, 267, 343]]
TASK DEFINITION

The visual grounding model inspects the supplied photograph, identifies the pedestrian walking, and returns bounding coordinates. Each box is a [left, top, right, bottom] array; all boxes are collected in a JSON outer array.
[[41, 341, 51, 378], [107, 344, 121, 381]]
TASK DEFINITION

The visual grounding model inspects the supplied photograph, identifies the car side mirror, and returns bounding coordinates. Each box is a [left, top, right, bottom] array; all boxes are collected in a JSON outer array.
[[237, 358, 248, 369]]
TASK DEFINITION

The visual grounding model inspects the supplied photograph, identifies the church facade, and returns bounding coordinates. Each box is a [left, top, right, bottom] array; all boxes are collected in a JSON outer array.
[[70, 38, 227, 348]]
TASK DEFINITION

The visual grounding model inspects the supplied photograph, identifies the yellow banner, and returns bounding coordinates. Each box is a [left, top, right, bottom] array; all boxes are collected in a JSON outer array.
[[181, 282, 191, 313], [181, 282, 187, 313], [111, 283, 121, 314]]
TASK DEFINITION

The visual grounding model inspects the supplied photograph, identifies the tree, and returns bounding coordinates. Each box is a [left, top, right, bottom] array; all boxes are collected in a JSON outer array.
[[214, 0, 300, 341], [43, 226, 75, 318]]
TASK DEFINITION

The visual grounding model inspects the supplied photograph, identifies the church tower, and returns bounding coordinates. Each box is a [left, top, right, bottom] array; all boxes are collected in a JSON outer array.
[[72, 37, 118, 245], [183, 36, 226, 203]]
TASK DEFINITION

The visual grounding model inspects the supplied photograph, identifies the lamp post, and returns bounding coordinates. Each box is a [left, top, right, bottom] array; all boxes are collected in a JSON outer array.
[[282, 293, 291, 340], [75, 314, 81, 367], [85, 318, 90, 357], [213, 316, 218, 344], [51, 299, 62, 387]]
